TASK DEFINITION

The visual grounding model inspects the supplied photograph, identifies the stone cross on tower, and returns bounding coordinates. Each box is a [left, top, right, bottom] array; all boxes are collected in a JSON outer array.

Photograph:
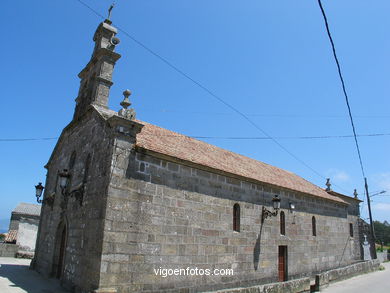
[[73, 14, 121, 120], [107, 3, 115, 20]]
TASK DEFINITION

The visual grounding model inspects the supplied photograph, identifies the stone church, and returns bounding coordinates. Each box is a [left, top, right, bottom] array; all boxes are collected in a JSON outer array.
[[32, 17, 363, 293]]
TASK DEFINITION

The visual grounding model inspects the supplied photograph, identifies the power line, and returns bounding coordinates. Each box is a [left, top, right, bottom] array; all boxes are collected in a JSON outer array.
[[317, 0, 366, 179], [199, 133, 390, 140], [75, 0, 349, 192], [2, 132, 390, 142], [317, 1, 380, 255], [146, 109, 390, 119], [0, 137, 58, 142]]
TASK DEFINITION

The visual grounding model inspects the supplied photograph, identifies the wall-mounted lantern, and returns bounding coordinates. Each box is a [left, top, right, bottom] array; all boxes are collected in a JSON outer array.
[[58, 169, 71, 195], [35, 182, 54, 207], [35, 182, 44, 199], [289, 201, 296, 224], [262, 194, 281, 222], [58, 169, 84, 206]]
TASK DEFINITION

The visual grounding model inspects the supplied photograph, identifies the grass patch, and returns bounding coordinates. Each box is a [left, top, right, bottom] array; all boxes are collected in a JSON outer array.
[[375, 244, 390, 250]]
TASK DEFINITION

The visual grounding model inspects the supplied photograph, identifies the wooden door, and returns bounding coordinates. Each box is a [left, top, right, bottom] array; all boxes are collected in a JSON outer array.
[[278, 246, 287, 282], [56, 226, 67, 278]]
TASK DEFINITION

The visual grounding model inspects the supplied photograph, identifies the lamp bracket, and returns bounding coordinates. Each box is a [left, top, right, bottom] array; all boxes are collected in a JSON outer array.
[[36, 192, 55, 209], [62, 183, 85, 206], [261, 206, 279, 223]]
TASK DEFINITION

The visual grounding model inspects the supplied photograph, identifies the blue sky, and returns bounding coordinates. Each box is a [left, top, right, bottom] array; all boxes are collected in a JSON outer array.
[[1, 0, 390, 228]]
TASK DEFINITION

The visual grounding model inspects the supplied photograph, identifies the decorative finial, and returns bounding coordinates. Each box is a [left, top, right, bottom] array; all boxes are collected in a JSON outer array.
[[108, 3, 115, 20], [120, 90, 131, 109], [353, 189, 358, 199], [118, 89, 136, 120], [325, 178, 332, 191]]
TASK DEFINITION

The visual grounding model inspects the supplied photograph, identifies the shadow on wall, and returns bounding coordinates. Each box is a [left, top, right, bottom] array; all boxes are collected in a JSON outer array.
[[253, 222, 264, 271], [0, 263, 69, 292]]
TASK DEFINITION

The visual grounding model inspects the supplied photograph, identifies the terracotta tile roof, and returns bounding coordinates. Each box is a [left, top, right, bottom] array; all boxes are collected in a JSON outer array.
[[92, 106, 345, 204], [5, 230, 17, 243], [135, 121, 345, 204]]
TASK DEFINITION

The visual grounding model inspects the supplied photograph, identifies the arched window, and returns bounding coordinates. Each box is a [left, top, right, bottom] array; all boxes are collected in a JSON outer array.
[[280, 211, 286, 235], [233, 203, 240, 232], [64, 151, 76, 192], [312, 216, 317, 236], [83, 154, 91, 184], [69, 151, 76, 170]]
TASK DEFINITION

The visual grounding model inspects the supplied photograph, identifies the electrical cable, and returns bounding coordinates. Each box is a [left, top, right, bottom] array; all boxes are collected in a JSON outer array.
[[0, 137, 58, 142], [145, 109, 390, 119], [2, 132, 390, 142], [317, 0, 378, 231], [317, 0, 366, 179]]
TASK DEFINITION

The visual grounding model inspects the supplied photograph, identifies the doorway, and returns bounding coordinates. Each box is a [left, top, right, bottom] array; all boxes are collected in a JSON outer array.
[[278, 246, 288, 282], [52, 221, 67, 279]]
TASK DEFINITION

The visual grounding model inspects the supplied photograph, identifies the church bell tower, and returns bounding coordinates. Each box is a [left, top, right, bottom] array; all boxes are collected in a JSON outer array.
[[73, 14, 121, 120]]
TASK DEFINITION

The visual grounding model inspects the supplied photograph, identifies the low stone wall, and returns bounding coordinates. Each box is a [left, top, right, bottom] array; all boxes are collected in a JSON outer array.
[[376, 252, 389, 263], [315, 260, 380, 291], [204, 278, 311, 293], [95, 260, 379, 293], [16, 250, 35, 259], [0, 243, 18, 257]]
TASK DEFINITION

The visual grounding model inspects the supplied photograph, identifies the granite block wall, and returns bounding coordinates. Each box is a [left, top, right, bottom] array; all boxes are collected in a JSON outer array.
[[33, 111, 114, 292], [0, 243, 18, 257], [98, 137, 361, 293]]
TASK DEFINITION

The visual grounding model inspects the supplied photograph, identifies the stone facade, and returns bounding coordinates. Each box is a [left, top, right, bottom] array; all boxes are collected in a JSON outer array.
[[33, 18, 363, 293], [33, 111, 113, 291], [98, 146, 361, 292]]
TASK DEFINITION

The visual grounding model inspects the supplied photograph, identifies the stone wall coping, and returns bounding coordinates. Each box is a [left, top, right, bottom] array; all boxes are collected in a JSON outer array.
[[203, 277, 311, 293], [315, 259, 380, 290], [93, 288, 117, 293]]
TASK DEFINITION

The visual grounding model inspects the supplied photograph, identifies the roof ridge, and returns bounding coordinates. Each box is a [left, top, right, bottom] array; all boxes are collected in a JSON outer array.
[[135, 120, 345, 204], [92, 107, 345, 204]]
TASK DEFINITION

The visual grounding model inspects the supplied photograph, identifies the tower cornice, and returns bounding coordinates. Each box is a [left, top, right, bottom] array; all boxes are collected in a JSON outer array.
[[73, 20, 121, 121], [78, 48, 121, 80]]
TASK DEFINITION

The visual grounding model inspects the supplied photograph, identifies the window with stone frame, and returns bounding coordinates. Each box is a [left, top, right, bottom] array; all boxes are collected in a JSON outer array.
[[280, 211, 286, 235], [312, 216, 317, 236], [233, 203, 240, 232], [83, 154, 91, 184], [63, 151, 77, 192]]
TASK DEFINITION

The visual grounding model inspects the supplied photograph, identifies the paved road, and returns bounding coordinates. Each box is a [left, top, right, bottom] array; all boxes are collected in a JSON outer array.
[[0, 256, 388, 293], [321, 262, 390, 293], [0, 257, 69, 293]]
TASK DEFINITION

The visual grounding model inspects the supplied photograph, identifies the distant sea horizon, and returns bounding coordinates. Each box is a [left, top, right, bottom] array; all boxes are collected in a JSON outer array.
[[0, 218, 9, 234]]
